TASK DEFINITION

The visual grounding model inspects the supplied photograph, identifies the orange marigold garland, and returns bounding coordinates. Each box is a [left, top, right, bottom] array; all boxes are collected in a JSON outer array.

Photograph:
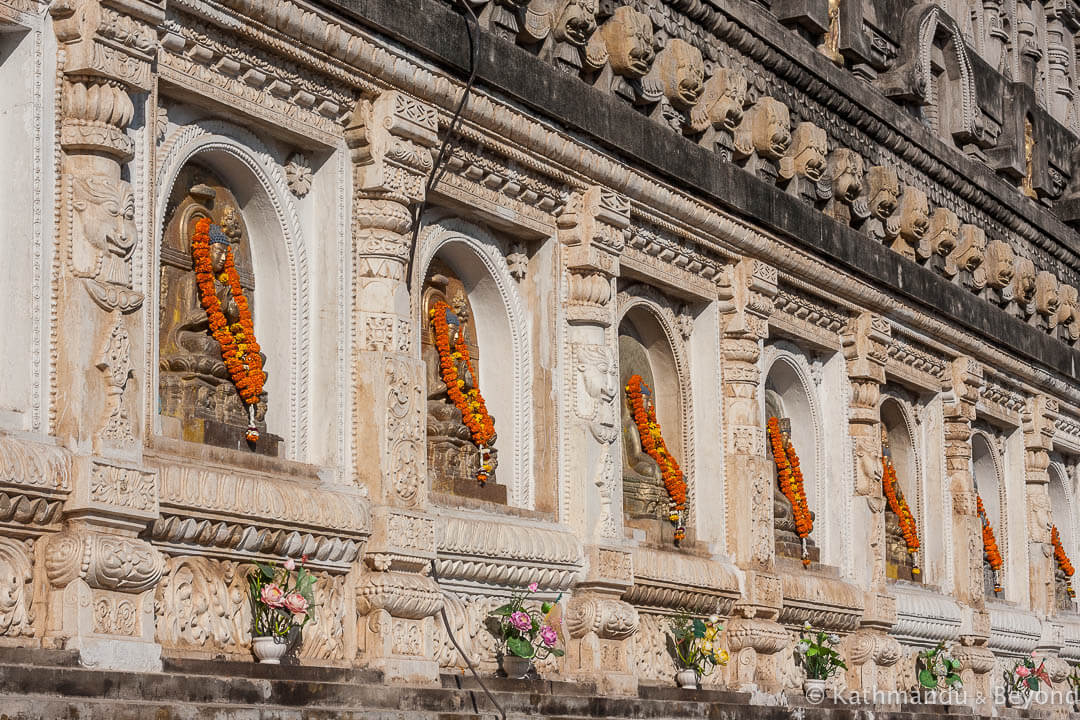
[[882, 454, 921, 575], [766, 417, 813, 567], [190, 218, 265, 443], [1051, 525, 1076, 599], [428, 300, 496, 484], [977, 494, 1003, 594], [625, 374, 687, 544]]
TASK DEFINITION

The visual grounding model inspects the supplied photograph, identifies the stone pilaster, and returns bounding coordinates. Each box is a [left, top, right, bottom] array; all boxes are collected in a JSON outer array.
[[839, 312, 896, 692], [48, 0, 165, 670], [1023, 394, 1057, 617], [557, 187, 639, 693], [944, 357, 984, 608], [345, 90, 444, 683], [717, 257, 785, 690]]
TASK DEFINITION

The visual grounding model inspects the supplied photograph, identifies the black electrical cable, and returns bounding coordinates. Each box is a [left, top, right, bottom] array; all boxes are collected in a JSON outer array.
[[431, 558, 508, 720], [407, 4, 506, 719], [403, 0, 481, 294]]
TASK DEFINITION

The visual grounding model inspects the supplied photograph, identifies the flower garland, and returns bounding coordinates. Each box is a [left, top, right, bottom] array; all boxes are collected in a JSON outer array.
[[881, 454, 920, 575], [766, 416, 813, 567], [190, 217, 265, 443], [625, 374, 686, 543], [977, 494, 1003, 594], [1051, 525, 1076, 599], [428, 300, 496, 484]]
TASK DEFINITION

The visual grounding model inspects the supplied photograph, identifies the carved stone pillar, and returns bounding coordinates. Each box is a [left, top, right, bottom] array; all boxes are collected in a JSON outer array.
[[1023, 394, 1057, 617], [345, 91, 444, 683], [944, 358, 984, 608], [840, 313, 897, 692], [48, 0, 165, 670], [557, 187, 639, 694], [718, 258, 785, 691]]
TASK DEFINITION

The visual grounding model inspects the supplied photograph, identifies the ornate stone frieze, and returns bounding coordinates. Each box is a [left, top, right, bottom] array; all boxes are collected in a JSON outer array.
[[886, 332, 948, 387], [44, 529, 164, 593], [988, 605, 1042, 657], [772, 286, 849, 341], [890, 587, 963, 649], [356, 569, 443, 621], [622, 548, 740, 616], [146, 451, 369, 572], [0, 538, 35, 639], [623, 222, 724, 298], [0, 435, 72, 495], [435, 512, 583, 592], [778, 572, 863, 633], [979, 372, 1026, 421]]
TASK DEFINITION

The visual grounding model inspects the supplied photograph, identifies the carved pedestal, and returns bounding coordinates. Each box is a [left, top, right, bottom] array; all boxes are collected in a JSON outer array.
[[841, 591, 900, 693]]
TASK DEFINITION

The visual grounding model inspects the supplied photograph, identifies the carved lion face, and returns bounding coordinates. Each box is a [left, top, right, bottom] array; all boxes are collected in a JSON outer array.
[[929, 209, 959, 257], [555, 0, 598, 46], [985, 241, 1015, 289], [1036, 271, 1060, 317], [792, 124, 827, 182], [1015, 258, 1037, 303], [900, 188, 930, 240], [73, 176, 137, 258], [602, 7, 654, 79], [831, 150, 865, 203], [667, 41, 704, 109], [869, 182, 898, 220], [751, 98, 791, 160]]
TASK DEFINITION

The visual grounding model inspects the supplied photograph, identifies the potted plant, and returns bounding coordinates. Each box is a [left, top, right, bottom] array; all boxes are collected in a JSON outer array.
[[488, 582, 564, 678], [1003, 653, 1051, 708], [668, 613, 728, 689], [795, 622, 846, 699], [915, 641, 962, 702], [247, 556, 316, 664]]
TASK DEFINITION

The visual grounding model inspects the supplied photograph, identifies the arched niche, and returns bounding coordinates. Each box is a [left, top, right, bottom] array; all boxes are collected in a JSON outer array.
[[414, 217, 533, 510], [881, 394, 923, 583], [1049, 461, 1077, 611], [764, 348, 822, 565], [153, 122, 308, 459], [617, 287, 692, 545], [972, 431, 1005, 599]]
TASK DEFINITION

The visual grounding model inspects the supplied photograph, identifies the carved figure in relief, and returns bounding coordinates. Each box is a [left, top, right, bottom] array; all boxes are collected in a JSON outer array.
[[1034, 271, 1060, 329], [689, 67, 748, 160], [1011, 257, 1037, 317], [984, 239, 1015, 302], [893, 186, 931, 261], [0, 539, 33, 637], [734, 97, 792, 183], [69, 175, 138, 291], [864, 166, 901, 245], [525, 0, 601, 74], [618, 334, 667, 522], [422, 269, 504, 503], [159, 171, 275, 454], [925, 208, 959, 275], [779, 122, 831, 207], [951, 224, 987, 289], [1057, 285, 1080, 342], [650, 38, 704, 114], [826, 149, 870, 226], [598, 6, 654, 79]]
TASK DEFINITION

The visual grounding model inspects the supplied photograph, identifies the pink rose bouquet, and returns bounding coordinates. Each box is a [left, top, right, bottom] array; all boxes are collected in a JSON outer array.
[[248, 557, 317, 643], [488, 580, 564, 668]]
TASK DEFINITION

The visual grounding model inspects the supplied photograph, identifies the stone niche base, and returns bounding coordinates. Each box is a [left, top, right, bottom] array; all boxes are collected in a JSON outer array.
[[0, 648, 1058, 719]]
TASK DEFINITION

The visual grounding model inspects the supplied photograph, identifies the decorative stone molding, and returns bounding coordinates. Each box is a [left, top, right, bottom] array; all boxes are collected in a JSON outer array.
[[890, 586, 963, 648], [622, 547, 740, 616], [435, 512, 583, 593], [842, 591, 901, 693], [988, 605, 1041, 657], [558, 186, 628, 327], [771, 285, 849, 343], [0, 538, 35, 640], [778, 572, 863, 633]]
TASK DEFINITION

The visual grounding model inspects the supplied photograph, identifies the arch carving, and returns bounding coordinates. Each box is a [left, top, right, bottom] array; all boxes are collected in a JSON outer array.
[[414, 217, 534, 509], [153, 121, 309, 459]]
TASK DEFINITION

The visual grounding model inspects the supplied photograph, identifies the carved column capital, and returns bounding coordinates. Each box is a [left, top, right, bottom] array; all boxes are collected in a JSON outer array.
[[558, 186, 628, 326], [944, 356, 983, 422], [841, 312, 890, 384], [718, 258, 777, 341], [346, 91, 439, 205], [1024, 394, 1058, 462]]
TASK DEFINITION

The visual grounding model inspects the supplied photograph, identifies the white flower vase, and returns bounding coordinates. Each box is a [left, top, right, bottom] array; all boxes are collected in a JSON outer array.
[[252, 636, 288, 664], [676, 668, 699, 689], [803, 678, 827, 701], [500, 654, 532, 679]]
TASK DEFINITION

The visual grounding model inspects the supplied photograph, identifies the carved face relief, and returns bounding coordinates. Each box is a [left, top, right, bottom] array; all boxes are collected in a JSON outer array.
[[1035, 270, 1060, 318], [867, 166, 900, 220], [830, 149, 865, 203], [750, 97, 791, 160], [1015, 257, 1037, 304], [692, 68, 748, 133], [655, 39, 704, 110], [575, 344, 618, 441], [984, 240, 1014, 289], [601, 7, 655, 79], [71, 175, 138, 279], [554, 0, 598, 46], [790, 123, 828, 182], [954, 224, 986, 272], [898, 186, 930, 241], [927, 208, 959, 258]]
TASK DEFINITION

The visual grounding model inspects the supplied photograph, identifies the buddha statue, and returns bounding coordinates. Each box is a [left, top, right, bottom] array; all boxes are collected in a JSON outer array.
[[764, 391, 819, 564], [158, 174, 275, 454], [618, 334, 667, 519], [422, 273, 504, 503]]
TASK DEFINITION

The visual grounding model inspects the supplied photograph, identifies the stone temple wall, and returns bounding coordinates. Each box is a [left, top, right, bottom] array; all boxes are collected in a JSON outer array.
[[5, 0, 1080, 713]]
